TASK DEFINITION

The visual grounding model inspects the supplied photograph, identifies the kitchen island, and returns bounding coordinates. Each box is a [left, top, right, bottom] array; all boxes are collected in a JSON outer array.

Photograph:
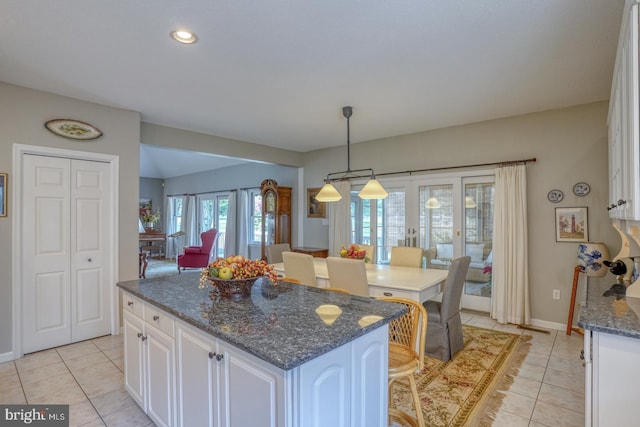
[[117, 273, 405, 427], [578, 275, 640, 426]]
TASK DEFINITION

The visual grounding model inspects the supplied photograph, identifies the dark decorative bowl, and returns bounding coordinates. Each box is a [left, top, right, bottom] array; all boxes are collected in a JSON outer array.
[[208, 277, 260, 300]]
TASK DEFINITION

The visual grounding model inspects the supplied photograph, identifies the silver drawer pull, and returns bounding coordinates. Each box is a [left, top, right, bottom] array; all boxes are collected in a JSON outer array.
[[153, 315, 159, 321], [209, 352, 216, 359], [127, 301, 134, 306], [383, 292, 393, 296], [216, 353, 224, 361], [137, 332, 143, 338]]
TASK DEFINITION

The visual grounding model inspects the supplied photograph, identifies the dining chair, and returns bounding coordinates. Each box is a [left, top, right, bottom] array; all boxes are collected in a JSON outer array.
[[325, 257, 369, 297], [390, 246, 423, 268], [352, 243, 375, 264], [266, 243, 291, 264], [423, 256, 471, 361], [282, 251, 317, 286], [377, 296, 427, 427], [325, 287, 351, 294]]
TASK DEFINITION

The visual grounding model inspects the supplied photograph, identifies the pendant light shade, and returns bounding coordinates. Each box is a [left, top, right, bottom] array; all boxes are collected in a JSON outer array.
[[426, 197, 440, 209], [465, 196, 477, 208], [318, 106, 388, 202], [315, 182, 343, 202], [359, 178, 388, 199]]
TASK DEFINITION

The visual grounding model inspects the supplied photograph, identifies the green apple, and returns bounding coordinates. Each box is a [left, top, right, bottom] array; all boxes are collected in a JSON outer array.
[[218, 267, 233, 280]]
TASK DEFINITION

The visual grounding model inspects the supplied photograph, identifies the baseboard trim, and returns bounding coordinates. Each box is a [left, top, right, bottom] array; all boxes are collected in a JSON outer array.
[[0, 351, 16, 363], [530, 318, 566, 332]]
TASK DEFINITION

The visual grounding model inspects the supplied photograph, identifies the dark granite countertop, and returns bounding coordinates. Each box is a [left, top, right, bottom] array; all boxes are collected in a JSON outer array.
[[117, 272, 406, 370], [578, 275, 640, 339]]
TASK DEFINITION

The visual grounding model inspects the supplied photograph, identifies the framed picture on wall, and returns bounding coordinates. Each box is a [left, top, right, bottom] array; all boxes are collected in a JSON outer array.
[[555, 207, 588, 242], [307, 188, 326, 218], [0, 173, 6, 217]]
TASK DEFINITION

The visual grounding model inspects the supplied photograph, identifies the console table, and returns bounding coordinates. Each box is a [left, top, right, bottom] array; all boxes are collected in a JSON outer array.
[[292, 247, 328, 258], [139, 230, 166, 258]]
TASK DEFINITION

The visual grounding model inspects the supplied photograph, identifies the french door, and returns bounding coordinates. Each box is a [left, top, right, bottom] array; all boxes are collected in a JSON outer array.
[[351, 172, 494, 312], [199, 193, 229, 258]]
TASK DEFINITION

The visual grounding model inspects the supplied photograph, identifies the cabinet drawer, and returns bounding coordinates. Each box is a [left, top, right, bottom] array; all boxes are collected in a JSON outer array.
[[368, 286, 416, 300], [123, 293, 144, 318], [144, 305, 175, 338]]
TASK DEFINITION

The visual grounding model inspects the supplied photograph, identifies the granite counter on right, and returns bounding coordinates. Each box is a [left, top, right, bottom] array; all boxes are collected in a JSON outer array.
[[578, 275, 640, 426]]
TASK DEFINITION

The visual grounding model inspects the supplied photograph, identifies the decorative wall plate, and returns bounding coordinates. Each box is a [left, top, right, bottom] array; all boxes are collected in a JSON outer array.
[[44, 119, 103, 140], [573, 182, 590, 197], [547, 189, 564, 203]]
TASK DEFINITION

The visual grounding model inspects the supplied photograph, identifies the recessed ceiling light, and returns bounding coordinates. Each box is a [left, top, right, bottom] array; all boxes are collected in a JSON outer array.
[[171, 30, 197, 44]]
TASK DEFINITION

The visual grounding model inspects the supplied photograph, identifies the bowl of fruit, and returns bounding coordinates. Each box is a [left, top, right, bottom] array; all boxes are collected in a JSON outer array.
[[339, 244, 370, 263], [199, 256, 278, 300]]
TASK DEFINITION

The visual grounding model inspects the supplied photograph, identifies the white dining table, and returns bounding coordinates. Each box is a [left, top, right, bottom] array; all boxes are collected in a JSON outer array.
[[271, 258, 448, 304]]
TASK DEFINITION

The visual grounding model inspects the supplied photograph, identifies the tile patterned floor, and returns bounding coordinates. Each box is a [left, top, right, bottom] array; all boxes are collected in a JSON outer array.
[[0, 312, 585, 426]]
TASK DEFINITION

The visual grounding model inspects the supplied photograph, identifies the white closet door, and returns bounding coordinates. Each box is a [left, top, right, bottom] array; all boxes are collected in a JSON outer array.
[[22, 154, 111, 353], [71, 159, 112, 342]]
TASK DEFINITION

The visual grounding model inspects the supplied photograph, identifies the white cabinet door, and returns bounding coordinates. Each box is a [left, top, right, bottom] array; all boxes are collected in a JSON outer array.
[[145, 324, 176, 427], [297, 343, 351, 427], [219, 344, 285, 427], [176, 325, 219, 427], [123, 311, 145, 408]]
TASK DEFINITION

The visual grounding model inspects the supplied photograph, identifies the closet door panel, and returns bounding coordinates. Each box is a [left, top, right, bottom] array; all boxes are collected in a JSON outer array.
[[22, 155, 71, 353]]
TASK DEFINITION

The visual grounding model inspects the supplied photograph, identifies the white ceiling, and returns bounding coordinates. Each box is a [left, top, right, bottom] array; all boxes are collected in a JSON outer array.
[[0, 0, 625, 178]]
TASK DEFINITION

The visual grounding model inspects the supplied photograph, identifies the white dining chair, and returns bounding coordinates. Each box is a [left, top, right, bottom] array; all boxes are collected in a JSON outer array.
[[390, 246, 423, 268], [326, 257, 369, 297], [282, 251, 317, 286], [266, 243, 291, 264]]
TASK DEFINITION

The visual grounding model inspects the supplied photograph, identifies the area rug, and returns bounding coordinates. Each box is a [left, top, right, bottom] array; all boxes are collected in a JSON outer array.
[[391, 324, 531, 426], [144, 257, 181, 279]]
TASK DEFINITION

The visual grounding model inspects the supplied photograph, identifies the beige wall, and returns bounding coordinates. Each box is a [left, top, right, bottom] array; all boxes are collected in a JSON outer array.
[[0, 82, 141, 356], [302, 101, 617, 326]]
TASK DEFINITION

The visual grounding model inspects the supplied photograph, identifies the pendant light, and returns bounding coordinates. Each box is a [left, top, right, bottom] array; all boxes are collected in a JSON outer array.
[[315, 106, 388, 202]]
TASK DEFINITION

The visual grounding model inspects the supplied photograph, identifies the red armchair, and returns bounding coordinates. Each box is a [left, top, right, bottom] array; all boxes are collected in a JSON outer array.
[[177, 229, 219, 273]]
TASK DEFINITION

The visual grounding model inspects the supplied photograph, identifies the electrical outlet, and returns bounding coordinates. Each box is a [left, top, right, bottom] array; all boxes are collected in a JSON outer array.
[[553, 289, 560, 300]]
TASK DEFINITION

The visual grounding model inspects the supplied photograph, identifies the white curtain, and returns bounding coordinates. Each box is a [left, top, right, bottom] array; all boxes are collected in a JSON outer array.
[[184, 195, 199, 246], [328, 181, 352, 257], [491, 164, 530, 325], [164, 197, 177, 258], [237, 189, 250, 258], [224, 191, 237, 257]]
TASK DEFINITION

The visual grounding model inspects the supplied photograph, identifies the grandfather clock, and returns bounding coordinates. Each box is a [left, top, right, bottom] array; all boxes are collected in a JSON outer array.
[[261, 179, 292, 261]]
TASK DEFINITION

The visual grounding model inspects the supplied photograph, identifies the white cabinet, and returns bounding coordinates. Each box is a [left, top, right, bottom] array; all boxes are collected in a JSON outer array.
[[122, 289, 389, 427], [176, 321, 285, 427], [584, 330, 640, 426], [123, 295, 176, 427], [608, 2, 640, 219]]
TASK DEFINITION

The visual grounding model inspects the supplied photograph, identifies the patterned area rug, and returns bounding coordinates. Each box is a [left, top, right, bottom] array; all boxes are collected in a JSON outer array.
[[144, 257, 182, 279], [391, 324, 531, 426]]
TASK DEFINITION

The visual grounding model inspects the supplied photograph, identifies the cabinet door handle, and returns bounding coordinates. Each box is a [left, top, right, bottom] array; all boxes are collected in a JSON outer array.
[[580, 349, 584, 360], [137, 332, 143, 338], [209, 352, 216, 359], [128, 301, 134, 306], [88, 258, 92, 262], [153, 315, 159, 321], [141, 335, 147, 341], [216, 354, 224, 361], [383, 292, 392, 296], [618, 199, 627, 206]]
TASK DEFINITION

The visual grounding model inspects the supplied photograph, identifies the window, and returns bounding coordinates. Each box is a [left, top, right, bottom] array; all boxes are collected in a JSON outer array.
[[249, 189, 262, 244], [169, 196, 183, 232], [199, 193, 230, 258]]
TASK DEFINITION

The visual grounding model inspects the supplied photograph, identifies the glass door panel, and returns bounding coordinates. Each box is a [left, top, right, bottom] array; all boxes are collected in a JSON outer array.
[[418, 182, 457, 273], [461, 178, 495, 312]]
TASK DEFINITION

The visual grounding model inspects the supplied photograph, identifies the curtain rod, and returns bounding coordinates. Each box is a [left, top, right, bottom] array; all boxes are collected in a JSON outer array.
[[166, 188, 241, 197], [332, 157, 536, 181]]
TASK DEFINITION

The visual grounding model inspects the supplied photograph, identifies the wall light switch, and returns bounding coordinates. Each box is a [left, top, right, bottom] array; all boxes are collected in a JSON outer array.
[[553, 289, 560, 300]]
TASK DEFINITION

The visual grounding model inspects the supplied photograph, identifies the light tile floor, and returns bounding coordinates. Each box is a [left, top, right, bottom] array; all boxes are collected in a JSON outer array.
[[0, 312, 585, 427]]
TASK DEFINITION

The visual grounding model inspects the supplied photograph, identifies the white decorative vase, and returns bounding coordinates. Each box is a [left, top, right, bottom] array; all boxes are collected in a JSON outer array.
[[577, 242, 610, 277]]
